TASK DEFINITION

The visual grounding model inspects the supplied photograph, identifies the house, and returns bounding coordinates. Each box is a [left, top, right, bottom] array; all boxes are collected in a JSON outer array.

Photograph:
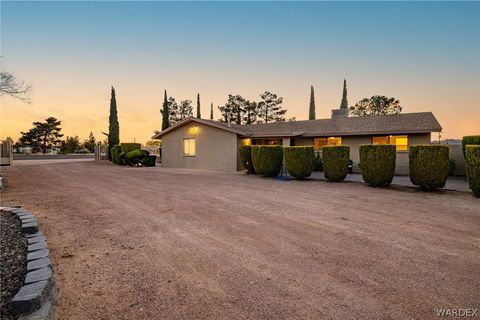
[[152, 110, 442, 174]]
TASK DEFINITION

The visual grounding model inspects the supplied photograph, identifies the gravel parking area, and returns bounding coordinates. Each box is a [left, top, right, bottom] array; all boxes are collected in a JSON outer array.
[[1, 161, 479, 320]]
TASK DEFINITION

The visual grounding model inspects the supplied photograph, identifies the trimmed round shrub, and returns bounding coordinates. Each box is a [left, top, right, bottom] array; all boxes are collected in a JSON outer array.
[[409, 145, 449, 190], [239, 145, 255, 174], [313, 153, 323, 172], [284, 146, 315, 179], [111, 145, 121, 164], [121, 143, 142, 154], [118, 152, 127, 165], [462, 136, 480, 157], [322, 146, 350, 182], [126, 149, 150, 166], [251, 145, 283, 177], [465, 145, 480, 197], [359, 145, 396, 187]]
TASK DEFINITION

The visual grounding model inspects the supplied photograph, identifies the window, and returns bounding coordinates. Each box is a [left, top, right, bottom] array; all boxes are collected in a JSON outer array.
[[372, 135, 408, 151], [183, 138, 195, 156], [241, 138, 251, 146], [314, 137, 342, 151]]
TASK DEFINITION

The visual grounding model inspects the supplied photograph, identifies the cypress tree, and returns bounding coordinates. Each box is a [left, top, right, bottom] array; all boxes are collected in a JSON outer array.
[[108, 86, 120, 161], [161, 90, 170, 130], [309, 85, 316, 120], [196, 93, 201, 118], [340, 79, 348, 109], [210, 102, 214, 120]]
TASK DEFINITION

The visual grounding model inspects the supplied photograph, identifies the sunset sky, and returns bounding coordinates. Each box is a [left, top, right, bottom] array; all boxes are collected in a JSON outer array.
[[1, 1, 479, 144]]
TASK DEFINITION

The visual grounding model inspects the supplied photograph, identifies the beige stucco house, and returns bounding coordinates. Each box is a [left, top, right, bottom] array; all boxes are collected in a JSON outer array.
[[152, 110, 442, 174]]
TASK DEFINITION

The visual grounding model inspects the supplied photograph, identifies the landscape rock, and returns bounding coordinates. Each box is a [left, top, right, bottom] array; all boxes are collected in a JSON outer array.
[[21, 222, 39, 234], [24, 267, 53, 285], [27, 258, 51, 272], [28, 242, 48, 252], [27, 249, 49, 262], [11, 281, 49, 315], [28, 236, 47, 245], [18, 301, 55, 320]]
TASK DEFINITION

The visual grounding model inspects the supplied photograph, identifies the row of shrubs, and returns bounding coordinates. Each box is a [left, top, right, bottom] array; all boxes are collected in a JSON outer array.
[[110, 143, 156, 167], [239, 144, 480, 197]]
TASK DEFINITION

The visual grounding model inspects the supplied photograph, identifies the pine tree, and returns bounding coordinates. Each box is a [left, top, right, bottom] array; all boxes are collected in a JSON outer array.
[[161, 90, 170, 130], [210, 102, 214, 120], [196, 93, 201, 118], [257, 91, 287, 123], [108, 87, 119, 160], [340, 79, 348, 109], [309, 85, 316, 120]]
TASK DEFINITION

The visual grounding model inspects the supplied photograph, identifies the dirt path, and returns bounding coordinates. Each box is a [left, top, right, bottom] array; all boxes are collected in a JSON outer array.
[[1, 161, 479, 320]]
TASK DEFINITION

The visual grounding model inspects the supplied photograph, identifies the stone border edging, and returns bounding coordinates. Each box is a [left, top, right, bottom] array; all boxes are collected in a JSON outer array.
[[1, 207, 56, 320]]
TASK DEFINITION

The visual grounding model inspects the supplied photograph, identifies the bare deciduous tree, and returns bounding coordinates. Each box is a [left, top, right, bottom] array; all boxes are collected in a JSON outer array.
[[0, 71, 32, 102]]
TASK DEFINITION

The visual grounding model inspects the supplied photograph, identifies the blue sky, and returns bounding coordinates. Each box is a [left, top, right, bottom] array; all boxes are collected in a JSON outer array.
[[1, 1, 479, 142]]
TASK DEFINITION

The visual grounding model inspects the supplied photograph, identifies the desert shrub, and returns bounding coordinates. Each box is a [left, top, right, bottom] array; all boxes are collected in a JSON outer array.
[[125, 149, 150, 166], [121, 143, 141, 154], [118, 152, 127, 165], [239, 145, 255, 174], [313, 153, 323, 172], [465, 145, 480, 197], [409, 145, 449, 190], [284, 146, 315, 179], [111, 145, 121, 164], [322, 146, 350, 182], [145, 155, 157, 167], [251, 145, 283, 177], [462, 136, 480, 157], [448, 158, 456, 176], [359, 145, 396, 187]]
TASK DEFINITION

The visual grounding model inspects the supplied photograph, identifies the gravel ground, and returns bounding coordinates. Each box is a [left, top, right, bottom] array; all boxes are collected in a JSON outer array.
[[1, 161, 479, 320], [0, 211, 27, 320]]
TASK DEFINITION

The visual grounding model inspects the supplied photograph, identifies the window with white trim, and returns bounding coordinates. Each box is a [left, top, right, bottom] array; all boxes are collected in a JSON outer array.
[[183, 138, 196, 156]]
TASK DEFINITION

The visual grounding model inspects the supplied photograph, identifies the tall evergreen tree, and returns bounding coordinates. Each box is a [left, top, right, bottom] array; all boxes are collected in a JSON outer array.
[[196, 93, 201, 118], [161, 90, 170, 130], [309, 85, 316, 120], [108, 87, 119, 160], [340, 79, 348, 109], [257, 91, 287, 123], [210, 102, 214, 120]]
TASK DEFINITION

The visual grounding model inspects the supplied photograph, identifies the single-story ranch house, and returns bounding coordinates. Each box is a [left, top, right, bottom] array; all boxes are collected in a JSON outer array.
[[152, 108, 442, 174]]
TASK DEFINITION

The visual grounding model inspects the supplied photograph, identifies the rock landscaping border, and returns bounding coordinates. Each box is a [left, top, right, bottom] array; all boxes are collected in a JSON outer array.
[[0, 207, 56, 320]]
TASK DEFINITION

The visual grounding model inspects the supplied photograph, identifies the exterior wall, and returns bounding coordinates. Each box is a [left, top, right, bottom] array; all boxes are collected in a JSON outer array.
[[161, 122, 239, 172], [448, 144, 465, 176]]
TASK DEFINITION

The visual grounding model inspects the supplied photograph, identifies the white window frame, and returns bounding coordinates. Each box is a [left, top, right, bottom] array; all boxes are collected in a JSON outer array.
[[183, 138, 196, 156]]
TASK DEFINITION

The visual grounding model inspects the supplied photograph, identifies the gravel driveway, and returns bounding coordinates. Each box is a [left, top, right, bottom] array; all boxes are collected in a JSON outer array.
[[1, 161, 479, 320]]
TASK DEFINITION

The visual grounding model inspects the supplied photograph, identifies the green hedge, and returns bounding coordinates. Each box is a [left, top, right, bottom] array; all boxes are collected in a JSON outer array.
[[111, 145, 121, 164], [251, 145, 283, 177], [359, 145, 396, 187], [118, 151, 127, 165], [284, 146, 315, 179], [121, 143, 141, 154], [465, 145, 480, 197], [239, 145, 255, 174], [462, 136, 480, 157], [322, 146, 350, 182], [409, 145, 449, 190], [126, 149, 150, 166]]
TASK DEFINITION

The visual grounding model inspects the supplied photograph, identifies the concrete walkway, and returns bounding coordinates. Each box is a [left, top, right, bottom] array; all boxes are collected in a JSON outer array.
[[309, 172, 469, 192]]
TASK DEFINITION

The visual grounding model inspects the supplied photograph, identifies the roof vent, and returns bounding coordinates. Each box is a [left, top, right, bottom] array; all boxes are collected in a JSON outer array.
[[227, 115, 231, 127]]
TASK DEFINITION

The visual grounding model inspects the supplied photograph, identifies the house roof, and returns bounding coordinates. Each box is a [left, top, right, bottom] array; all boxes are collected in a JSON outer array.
[[151, 117, 246, 139], [152, 112, 442, 139]]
